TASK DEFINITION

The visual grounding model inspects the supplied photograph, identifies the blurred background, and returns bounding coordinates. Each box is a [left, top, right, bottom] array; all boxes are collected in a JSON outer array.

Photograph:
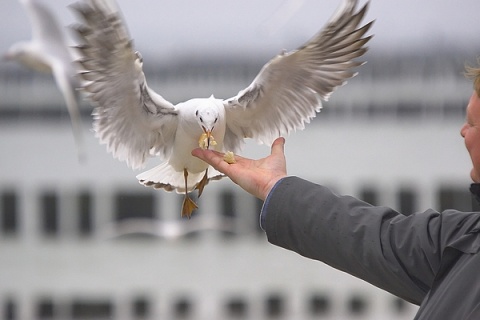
[[1, 0, 479, 319]]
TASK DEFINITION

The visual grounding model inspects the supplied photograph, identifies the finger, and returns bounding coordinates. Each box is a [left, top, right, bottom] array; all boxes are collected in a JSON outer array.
[[191, 148, 232, 174], [191, 148, 221, 162], [192, 148, 247, 163]]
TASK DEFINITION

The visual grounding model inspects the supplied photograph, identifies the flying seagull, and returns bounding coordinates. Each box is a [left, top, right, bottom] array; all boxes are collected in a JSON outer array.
[[4, 0, 86, 162], [71, 0, 373, 218]]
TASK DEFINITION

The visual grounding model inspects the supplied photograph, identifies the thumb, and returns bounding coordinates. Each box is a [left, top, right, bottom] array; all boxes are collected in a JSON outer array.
[[271, 137, 285, 155]]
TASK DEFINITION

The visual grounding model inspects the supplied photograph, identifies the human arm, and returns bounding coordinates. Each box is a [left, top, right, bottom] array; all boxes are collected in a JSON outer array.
[[264, 176, 480, 305], [263, 176, 434, 304]]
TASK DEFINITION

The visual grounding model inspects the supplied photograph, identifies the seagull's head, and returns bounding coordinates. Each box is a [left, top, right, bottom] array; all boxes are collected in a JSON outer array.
[[3, 43, 26, 62], [195, 106, 219, 138], [3, 42, 51, 73]]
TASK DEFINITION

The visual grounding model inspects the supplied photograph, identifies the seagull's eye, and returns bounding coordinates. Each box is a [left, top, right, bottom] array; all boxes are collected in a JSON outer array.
[[195, 110, 198, 116], [199, 116, 203, 123], [214, 117, 218, 123]]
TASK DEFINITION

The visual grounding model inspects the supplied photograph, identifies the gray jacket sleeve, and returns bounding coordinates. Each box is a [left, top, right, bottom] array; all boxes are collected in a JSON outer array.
[[263, 176, 480, 305]]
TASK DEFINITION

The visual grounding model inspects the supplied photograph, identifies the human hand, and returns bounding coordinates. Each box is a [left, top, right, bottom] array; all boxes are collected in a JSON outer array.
[[191, 137, 288, 200]]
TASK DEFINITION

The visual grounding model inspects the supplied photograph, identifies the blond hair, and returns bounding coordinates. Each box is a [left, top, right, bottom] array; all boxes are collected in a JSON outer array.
[[465, 57, 480, 97]]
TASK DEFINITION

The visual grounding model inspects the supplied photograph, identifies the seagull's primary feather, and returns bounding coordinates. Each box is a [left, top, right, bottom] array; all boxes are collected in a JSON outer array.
[[5, 0, 86, 162], [71, 0, 373, 216]]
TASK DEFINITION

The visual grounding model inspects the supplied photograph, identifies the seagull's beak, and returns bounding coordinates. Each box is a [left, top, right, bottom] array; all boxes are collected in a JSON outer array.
[[201, 127, 210, 148], [202, 126, 213, 148]]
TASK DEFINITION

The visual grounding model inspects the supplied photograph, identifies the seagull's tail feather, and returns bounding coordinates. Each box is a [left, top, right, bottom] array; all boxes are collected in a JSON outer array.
[[136, 162, 225, 194]]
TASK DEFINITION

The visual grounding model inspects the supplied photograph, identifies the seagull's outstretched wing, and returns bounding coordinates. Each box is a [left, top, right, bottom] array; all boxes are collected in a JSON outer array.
[[16, 0, 87, 161], [223, 0, 373, 151], [71, 0, 178, 169]]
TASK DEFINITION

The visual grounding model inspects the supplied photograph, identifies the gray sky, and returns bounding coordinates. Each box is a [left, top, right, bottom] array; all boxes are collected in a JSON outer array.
[[1, 0, 480, 62]]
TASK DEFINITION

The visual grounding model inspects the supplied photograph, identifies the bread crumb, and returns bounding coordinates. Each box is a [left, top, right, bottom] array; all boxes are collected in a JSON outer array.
[[198, 133, 217, 149], [223, 151, 236, 164]]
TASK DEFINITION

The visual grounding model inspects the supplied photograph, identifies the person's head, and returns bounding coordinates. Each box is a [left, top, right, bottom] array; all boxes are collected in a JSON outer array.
[[461, 59, 480, 182]]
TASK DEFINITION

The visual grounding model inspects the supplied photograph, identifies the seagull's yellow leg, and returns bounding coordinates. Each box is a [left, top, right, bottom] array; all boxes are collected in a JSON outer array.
[[182, 169, 198, 218], [196, 168, 209, 197]]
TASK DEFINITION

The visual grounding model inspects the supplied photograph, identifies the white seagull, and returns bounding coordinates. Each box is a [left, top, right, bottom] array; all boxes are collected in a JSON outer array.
[[71, 0, 373, 218], [4, 0, 86, 162]]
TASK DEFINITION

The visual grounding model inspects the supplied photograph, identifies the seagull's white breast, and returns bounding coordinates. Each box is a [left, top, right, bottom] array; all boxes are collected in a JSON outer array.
[[169, 98, 226, 173]]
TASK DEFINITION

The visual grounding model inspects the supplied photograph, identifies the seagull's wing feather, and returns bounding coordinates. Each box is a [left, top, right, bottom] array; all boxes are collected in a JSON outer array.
[[71, 0, 178, 169], [223, 0, 372, 149]]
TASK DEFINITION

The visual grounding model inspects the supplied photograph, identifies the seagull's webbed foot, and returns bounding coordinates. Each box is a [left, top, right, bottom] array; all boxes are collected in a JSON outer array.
[[196, 169, 209, 197], [182, 194, 198, 218]]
